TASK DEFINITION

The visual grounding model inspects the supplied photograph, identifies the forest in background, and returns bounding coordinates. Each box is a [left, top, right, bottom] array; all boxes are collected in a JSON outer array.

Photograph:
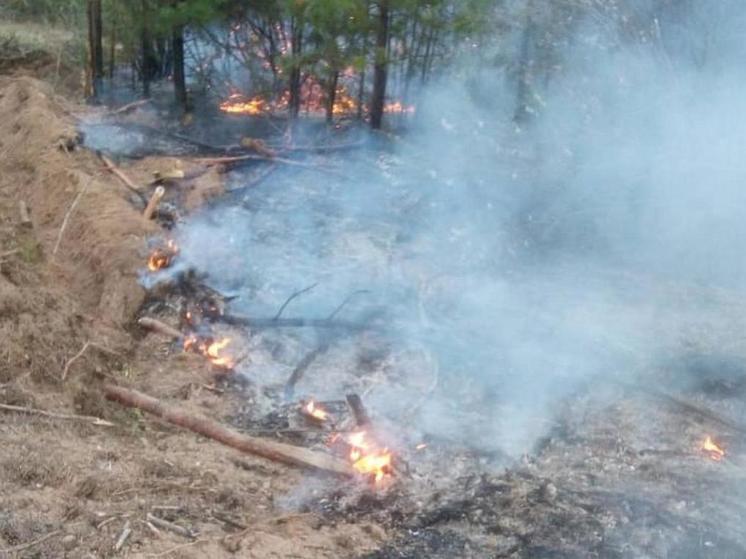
[[0, 0, 712, 129]]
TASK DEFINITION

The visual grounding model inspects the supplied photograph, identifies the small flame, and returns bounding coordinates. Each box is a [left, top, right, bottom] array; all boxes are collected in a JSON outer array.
[[147, 240, 178, 272], [304, 400, 329, 421], [183, 335, 234, 369], [346, 431, 392, 484], [206, 337, 233, 368], [702, 436, 725, 461]]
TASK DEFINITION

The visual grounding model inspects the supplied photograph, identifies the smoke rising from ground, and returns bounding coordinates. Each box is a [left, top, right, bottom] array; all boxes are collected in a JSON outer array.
[[174, 0, 746, 460]]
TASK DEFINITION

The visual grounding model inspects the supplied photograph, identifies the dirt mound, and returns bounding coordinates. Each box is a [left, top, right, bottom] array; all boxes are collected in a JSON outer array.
[[0, 76, 153, 385]]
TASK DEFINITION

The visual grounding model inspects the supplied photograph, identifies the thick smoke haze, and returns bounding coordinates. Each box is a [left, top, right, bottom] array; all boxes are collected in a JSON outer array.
[[173, 0, 746, 459]]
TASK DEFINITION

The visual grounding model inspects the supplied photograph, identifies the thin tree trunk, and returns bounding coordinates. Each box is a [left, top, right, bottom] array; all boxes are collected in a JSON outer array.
[[325, 70, 338, 124], [108, 22, 116, 79], [369, 0, 390, 130], [172, 24, 187, 109], [140, 0, 156, 97], [86, 0, 104, 98], [514, 4, 535, 124], [288, 16, 304, 119], [356, 65, 366, 120]]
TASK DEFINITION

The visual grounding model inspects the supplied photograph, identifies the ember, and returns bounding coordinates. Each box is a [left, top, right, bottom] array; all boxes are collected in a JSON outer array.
[[702, 436, 725, 461], [346, 431, 393, 484], [147, 239, 178, 271]]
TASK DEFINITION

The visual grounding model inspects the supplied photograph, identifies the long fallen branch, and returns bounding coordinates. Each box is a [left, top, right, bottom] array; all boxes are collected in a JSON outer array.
[[283, 341, 331, 401], [220, 314, 370, 331], [0, 403, 114, 427], [103, 384, 354, 476], [99, 153, 148, 205], [194, 153, 323, 170]]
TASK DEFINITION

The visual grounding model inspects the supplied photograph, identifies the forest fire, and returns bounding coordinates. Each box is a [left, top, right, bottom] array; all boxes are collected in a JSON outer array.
[[219, 93, 269, 115], [183, 334, 234, 369], [384, 101, 416, 114], [219, 87, 413, 119], [303, 400, 329, 422], [147, 240, 178, 271], [702, 436, 726, 461], [346, 431, 393, 484]]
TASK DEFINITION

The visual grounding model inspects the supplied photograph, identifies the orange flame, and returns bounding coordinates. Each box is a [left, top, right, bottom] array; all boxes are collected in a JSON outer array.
[[220, 93, 269, 115], [346, 431, 392, 484], [183, 335, 234, 369], [702, 436, 725, 461], [304, 400, 329, 421], [147, 240, 178, 272]]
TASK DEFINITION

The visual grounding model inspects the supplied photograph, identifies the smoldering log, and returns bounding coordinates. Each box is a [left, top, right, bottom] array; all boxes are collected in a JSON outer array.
[[103, 384, 354, 476]]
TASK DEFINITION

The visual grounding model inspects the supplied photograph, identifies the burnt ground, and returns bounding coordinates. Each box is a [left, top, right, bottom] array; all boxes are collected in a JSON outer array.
[[1, 62, 746, 559]]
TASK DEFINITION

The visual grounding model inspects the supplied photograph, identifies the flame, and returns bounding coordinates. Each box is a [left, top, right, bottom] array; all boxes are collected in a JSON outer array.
[[384, 101, 416, 114], [220, 93, 269, 115], [220, 86, 413, 119], [147, 240, 179, 272], [702, 436, 725, 461], [183, 335, 234, 369], [346, 431, 392, 484], [304, 400, 329, 421]]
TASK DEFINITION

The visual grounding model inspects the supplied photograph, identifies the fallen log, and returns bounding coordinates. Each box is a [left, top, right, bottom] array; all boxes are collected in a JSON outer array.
[[103, 384, 354, 476], [138, 317, 183, 339]]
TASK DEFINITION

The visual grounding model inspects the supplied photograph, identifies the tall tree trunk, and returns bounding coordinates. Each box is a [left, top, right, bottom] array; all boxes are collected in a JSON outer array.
[[356, 66, 366, 120], [288, 16, 304, 119], [140, 0, 156, 97], [369, 0, 390, 130], [108, 22, 116, 79], [514, 6, 535, 124], [172, 24, 187, 109], [325, 70, 339, 124], [86, 0, 104, 98]]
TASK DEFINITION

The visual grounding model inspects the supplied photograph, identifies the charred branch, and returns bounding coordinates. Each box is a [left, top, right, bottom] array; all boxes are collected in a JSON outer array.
[[346, 393, 372, 428]]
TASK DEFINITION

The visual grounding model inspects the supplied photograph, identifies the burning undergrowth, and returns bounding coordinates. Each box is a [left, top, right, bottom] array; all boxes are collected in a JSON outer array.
[[98, 2, 746, 554]]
